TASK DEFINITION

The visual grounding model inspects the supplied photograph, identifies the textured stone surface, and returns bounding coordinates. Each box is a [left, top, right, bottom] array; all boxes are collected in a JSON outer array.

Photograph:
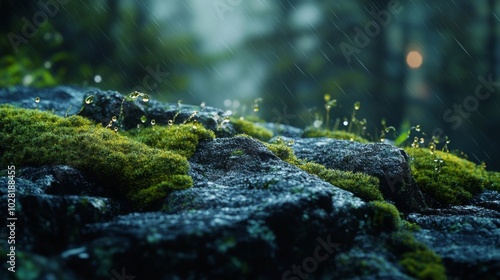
[[283, 137, 427, 212]]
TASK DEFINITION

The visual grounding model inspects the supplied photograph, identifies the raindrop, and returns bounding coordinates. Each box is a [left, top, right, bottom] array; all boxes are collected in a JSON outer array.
[[343, 119, 348, 126], [324, 93, 331, 102], [35, 97, 41, 103], [313, 120, 322, 128], [129, 91, 141, 99], [141, 94, 150, 102], [151, 119, 156, 126], [85, 95, 94, 104], [253, 104, 259, 112], [114, 127, 119, 132], [354, 101, 360, 111], [415, 125, 421, 132], [168, 120, 173, 126], [111, 116, 117, 122], [140, 115, 147, 123], [420, 138, 425, 144], [200, 102, 206, 110]]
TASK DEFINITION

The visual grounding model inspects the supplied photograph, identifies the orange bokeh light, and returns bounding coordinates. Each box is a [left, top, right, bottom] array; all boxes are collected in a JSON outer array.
[[406, 51, 423, 69]]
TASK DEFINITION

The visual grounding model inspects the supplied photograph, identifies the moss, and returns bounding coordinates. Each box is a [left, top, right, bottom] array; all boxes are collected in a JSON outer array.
[[369, 201, 401, 231], [124, 123, 215, 158], [405, 147, 491, 207], [230, 117, 273, 141], [263, 141, 299, 165], [0, 105, 195, 209], [300, 162, 383, 202], [264, 141, 383, 202], [231, 149, 245, 157], [303, 127, 369, 143], [487, 171, 500, 191], [390, 231, 446, 280]]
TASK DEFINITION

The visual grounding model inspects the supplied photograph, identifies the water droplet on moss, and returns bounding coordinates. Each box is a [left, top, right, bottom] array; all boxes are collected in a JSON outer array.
[[129, 91, 141, 99], [114, 127, 119, 132], [324, 93, 331, 102], [142, 94, 150, 102], [354, 101, 360, 110], [85, 95, 94, 104], [140, 115, 147, 123], [415, 125, 421, 132], [35, 97, 40, 103], [112, 116, 117, 122], [168, 120, 173, 126], [151, 119, 156, 126]]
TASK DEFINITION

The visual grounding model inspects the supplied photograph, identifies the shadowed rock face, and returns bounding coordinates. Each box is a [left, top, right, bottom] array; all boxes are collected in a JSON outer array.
[[282, 137, 427, 212], [1, 86, 499, 279]]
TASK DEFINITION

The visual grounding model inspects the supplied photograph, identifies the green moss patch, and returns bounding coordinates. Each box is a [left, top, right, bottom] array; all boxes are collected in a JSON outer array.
[[405, 147, 492, 206], [0, 105, 196, 209], [390, 231, 446, 280], [231, 117, 273, 141], [124, 123, 215, 158], [369, 201, 401, 231], [303, 127, 369, 143]]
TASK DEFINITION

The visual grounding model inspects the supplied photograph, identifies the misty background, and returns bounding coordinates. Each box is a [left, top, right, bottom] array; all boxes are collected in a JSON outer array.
[[1, 0, 499, 170]]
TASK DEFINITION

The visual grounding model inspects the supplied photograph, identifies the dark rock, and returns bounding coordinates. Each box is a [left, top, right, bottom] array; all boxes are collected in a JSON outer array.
[[407, 191, 500, 279], [65, 137, 406, 279], [259, 122, 304, 138], [281, 137, 427, 212], [0, 165, 123, 254], [0, 85, 89, 116]]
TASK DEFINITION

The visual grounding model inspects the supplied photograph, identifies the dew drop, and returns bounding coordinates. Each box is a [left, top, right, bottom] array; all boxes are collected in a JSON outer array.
[[354, 101, 360, 110], [343, 120, 348, 126], [415, 125, 421, 132], [114, 127, 119, 132], [200, 102, 206, 110], [140, 115, 147, 123], [141, 94, 150, 102], [112, 116, 117, 122], [253, 104, 259, 112], [168, 120, 173, 126], [85, 95, 94, 104], [151, 119, 156, 126], [129, 91, 141, 99], [35, 97, 40, 103], [420, 138, 425, 144], [324, 93, 331, 102]]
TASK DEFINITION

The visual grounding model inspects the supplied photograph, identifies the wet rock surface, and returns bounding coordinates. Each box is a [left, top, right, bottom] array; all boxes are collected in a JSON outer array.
[[1, 86, 499, 279], [282, 137, 427, 212], [407, 190, 500, 279]]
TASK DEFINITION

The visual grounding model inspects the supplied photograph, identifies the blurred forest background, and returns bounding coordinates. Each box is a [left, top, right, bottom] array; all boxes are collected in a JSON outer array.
[[1, 0, 499, 170]]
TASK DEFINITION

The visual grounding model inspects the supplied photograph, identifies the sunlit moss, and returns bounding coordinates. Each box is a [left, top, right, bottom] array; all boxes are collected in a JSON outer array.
[[0, 105, 194, 210], [264, 141, 383, 202], [405, 147, 492, 206], [390, 231, 446, 280], [303, 127, 369, 143], [124, 123, 215, 158], [231, 117, 273, 141]]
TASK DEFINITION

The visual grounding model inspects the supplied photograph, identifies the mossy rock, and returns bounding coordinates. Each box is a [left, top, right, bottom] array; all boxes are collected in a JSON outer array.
[[0, 105, 206, 209], [230, 117, 273, 141], [369, 201, 401, 231], [390, 231, 446, 280], [264, 140, 383, 202], [405, 147, 493, 207], [303, 127, 369, 143]]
